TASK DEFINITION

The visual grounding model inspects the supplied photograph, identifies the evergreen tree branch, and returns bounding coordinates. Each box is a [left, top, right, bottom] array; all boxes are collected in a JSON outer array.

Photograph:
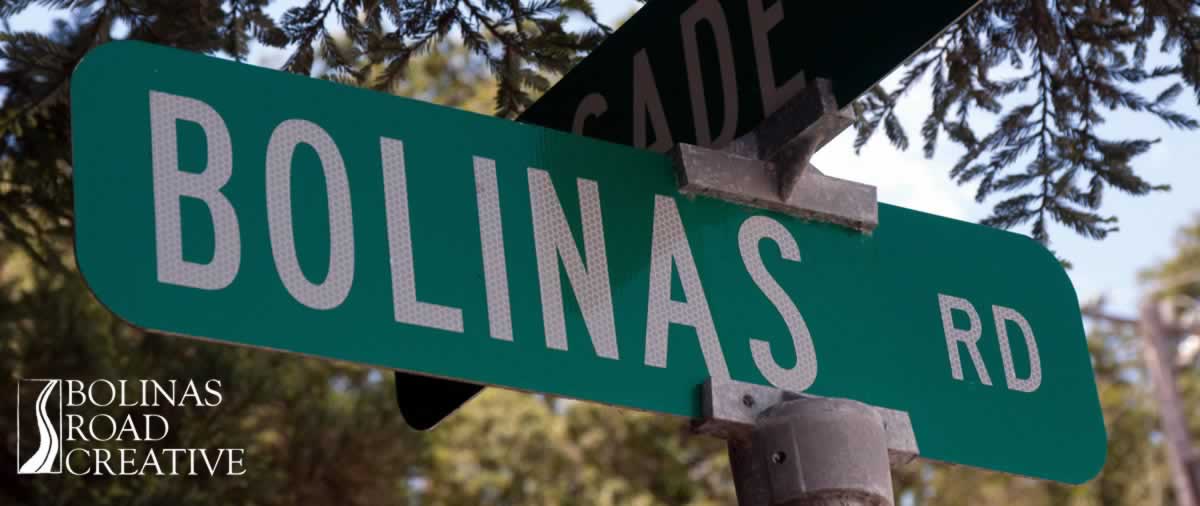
[[856, 0, 1196, 246]]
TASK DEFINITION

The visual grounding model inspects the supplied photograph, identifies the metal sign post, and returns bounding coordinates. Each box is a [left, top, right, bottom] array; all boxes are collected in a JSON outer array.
[[695, 379, 911, 506], [672, 78, 897, 505]]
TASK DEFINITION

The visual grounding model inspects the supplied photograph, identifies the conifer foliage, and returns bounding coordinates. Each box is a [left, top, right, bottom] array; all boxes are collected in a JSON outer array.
[[854, 0, 1199, 244]]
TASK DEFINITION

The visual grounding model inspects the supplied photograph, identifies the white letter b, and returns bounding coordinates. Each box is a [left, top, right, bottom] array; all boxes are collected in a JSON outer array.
[[149, 91, 240, 290]]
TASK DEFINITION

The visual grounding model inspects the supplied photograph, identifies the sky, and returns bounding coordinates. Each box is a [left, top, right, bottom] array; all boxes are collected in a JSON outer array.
[[8, 0, 1199, 318]]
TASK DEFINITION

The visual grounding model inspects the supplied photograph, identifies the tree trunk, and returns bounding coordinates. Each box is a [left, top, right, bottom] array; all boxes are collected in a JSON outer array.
[[1139, 300, 1199, 506]]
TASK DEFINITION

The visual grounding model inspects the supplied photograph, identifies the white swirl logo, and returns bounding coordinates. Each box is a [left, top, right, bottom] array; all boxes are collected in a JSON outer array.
[[17, 379, 62, 474]]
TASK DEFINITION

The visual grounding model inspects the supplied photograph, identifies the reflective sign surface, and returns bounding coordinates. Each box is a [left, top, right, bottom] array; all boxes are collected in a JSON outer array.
[[74, 42, 1104, 483]]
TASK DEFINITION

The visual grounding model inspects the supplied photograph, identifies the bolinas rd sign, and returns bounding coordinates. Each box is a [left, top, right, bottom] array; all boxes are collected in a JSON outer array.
[[72, 42, 1104, 484]]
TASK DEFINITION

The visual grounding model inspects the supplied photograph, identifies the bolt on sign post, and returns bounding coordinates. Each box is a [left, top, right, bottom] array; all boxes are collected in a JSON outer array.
[[72, 41, 1105, 484]]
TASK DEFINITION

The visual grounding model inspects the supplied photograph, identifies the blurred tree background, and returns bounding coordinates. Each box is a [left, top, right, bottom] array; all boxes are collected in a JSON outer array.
[[1, 0, 1198, 505]]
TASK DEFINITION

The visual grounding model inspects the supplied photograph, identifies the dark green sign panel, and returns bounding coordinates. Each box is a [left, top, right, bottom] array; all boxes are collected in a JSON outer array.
[[520, 0, 980, 150], [72, 42, 1104, 483]]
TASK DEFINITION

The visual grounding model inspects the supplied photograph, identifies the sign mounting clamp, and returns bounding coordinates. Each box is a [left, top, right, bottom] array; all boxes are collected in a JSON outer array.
[[670, 79, 878, 233]]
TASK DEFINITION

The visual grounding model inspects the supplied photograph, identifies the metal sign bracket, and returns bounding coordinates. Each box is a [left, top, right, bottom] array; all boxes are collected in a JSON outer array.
[[693, 378, 918, 506], [670, 79, 878, 233]]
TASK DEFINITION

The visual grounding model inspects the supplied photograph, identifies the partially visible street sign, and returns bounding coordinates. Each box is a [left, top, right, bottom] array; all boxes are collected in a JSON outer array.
[[520, 0, 981, 150], [73, 42, 1104, 484]]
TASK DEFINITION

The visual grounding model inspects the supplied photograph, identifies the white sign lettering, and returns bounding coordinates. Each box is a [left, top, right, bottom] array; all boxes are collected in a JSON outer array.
[[147, 90, 1052, 397]]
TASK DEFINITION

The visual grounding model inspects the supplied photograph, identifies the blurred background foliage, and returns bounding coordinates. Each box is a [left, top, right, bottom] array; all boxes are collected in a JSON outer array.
[[1, 1, 1198, 505]]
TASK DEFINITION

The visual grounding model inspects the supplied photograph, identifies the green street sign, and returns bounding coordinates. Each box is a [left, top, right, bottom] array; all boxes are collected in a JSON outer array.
[[72, 42, 1104, 484], [520, 0, 980, 150]]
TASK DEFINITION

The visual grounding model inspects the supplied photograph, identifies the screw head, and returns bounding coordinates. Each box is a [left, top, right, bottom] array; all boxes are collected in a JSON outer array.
[[741, 394, 755, 408], [771, 451, 787, 464]]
